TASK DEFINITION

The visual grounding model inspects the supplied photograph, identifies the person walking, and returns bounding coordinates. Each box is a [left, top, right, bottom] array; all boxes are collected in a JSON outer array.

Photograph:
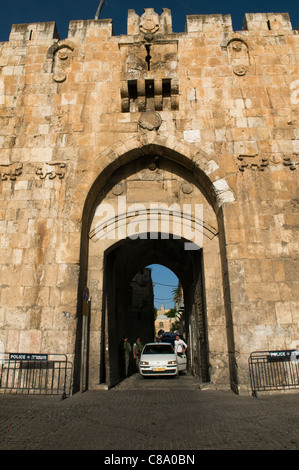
[[133, 337, 143, 369], [123, 336, 132, 377], [174, 334, 187, 356]]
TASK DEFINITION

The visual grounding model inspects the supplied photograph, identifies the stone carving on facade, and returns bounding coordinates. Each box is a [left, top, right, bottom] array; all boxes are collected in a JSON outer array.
[[0, 163, 23, 181], [237, 155, 269, 171], [139, 11, 160, 36], [283, 155, 298, 170], [47, 42, 75, 83], [181, 183, 193, 194], [138, 110, 162, 131], [233, 65, 248, 76], [127, 8, 172, 37], [147, 156, 160, 172], [226, 38, 250, 76], [35, 162, 66, 180], [237, 153, 298, 172], [112, 183, 124, 196]]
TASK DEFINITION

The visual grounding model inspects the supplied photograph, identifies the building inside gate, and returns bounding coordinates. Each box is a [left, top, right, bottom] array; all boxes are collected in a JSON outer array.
[[0, 8, 298, 395]]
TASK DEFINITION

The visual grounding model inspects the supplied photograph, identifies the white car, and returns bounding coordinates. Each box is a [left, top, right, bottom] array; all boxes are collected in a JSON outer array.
[[139, 342, 187, 377]]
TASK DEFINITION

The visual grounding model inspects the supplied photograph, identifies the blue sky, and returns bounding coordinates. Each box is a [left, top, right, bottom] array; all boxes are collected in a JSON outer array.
[[0, 0, 298, 41], [147, 264, 179, 311]]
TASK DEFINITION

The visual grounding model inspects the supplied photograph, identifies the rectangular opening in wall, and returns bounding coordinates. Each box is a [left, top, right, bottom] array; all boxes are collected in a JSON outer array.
[[162, 79, 171, 97], [145, 79, 155, 110], [127, 80, 138, 112], [121, 78, 178, 112], [128, 80, 137, 100], [145, 80, 155, 98]]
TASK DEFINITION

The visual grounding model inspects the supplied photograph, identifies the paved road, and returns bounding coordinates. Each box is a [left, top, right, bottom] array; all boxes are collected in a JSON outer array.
[[0, 372, 298, 452]]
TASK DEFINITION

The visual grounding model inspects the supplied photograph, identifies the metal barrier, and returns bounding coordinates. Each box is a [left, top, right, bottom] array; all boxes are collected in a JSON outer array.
[[0, 353, 73, 399], [249, 350, 299, 397]]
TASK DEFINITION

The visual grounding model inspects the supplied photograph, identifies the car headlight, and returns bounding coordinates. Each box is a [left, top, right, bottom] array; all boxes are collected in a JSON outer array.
[[168, 360, 177, 365], [140, 361, 149, 365]]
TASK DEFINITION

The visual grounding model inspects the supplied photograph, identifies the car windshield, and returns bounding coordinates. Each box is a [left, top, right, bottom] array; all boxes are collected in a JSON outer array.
[[143, 344, 174, 355]]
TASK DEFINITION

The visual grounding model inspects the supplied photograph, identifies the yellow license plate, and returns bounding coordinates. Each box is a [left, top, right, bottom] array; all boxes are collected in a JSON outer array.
[[153, 367, 165, 371]]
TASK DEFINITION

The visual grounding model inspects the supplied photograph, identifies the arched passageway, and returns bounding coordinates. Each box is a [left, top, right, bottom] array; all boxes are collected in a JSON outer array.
[[100, 236, 209, 386], [75, 144, 236, 392]]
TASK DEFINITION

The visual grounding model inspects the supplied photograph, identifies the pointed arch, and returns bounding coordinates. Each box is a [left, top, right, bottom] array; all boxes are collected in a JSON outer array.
[[74, 136, 237, 392], [83, 134, 234, 223]]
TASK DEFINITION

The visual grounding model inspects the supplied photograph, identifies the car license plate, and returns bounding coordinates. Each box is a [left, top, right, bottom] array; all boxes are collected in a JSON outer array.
[[153, 367, 165, 371]]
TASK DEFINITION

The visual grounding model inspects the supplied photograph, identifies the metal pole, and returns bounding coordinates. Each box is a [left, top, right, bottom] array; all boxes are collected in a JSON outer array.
[[189, 324, 193, 372], [95, 0, 107, 20], [80, 314, 86, 392], [80, 288, 90, 392]]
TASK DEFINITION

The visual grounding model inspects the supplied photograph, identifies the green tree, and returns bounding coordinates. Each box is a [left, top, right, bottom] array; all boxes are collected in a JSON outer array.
[[172, 287, 179, 305], [171, 319, 180, 332], [165, 308, 177, 318]]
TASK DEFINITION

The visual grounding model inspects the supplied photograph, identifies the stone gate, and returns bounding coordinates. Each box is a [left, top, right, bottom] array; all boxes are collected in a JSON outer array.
[[0, 8, 298, 394]]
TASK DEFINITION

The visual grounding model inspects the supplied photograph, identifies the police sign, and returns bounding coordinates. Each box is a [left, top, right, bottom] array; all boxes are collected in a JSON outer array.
[[268, 350, 299, 362], [9, 353, 48, 361]]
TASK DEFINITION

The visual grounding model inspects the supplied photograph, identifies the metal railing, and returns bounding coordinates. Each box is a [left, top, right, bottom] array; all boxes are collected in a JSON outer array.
[[0, 353, 72, 399], [249, 350, 299, 397]]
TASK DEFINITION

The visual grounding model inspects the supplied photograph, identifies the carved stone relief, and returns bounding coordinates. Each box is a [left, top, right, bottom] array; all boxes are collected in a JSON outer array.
[[0, 163, 23, 181], [139, 12, 160, 35], [0, 162, 66, 182], [237, 155, 269, 171], [53, 46, 73, 83], [112, 183, 124, 196], [227, 38, 250, 76], [283, 155, 299, 170], [46, 42, 75, 83], [138, 110, 162, 131], [35, 162, 66, 180], [181, 183, 193, 194], [237, 153, 298, 171]]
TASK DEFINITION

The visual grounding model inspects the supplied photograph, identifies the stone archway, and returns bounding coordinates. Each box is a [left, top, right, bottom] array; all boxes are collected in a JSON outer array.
[[76, 140, 236, 391], [100, 236, 209, 386]]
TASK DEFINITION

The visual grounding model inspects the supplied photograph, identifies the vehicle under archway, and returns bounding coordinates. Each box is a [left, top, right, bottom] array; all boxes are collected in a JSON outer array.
[[100, 235, 209, 386]]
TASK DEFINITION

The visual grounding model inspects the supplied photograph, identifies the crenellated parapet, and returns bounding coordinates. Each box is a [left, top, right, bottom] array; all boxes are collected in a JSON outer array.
[[6, 10, 298, 43]]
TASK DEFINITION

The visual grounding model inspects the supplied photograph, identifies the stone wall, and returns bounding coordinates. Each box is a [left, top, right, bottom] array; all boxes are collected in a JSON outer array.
[[0, 9, 298, 393]]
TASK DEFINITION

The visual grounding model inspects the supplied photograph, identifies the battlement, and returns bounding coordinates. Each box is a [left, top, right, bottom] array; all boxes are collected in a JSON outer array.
[[243, 12, 293, 31], [185, 12, 294, 33], [7, 10, 298, 43], [9, 19, 113, 42], [9, 21, 60, 42]]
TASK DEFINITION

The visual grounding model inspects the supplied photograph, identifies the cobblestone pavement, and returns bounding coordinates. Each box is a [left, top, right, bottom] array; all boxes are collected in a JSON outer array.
[[0, 372, 298, 452]]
